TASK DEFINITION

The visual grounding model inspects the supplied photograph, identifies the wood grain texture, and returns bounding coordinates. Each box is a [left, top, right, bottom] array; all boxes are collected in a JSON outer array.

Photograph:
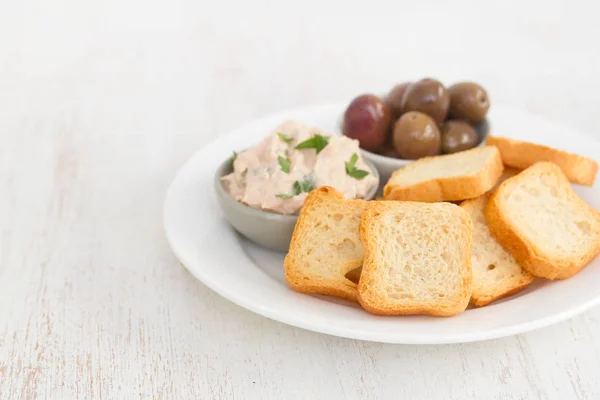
[[1, 0, 600, 398]]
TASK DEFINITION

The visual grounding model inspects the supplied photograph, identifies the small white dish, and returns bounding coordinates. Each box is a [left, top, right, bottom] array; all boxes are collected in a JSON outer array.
[[164, 103, 600, 344]]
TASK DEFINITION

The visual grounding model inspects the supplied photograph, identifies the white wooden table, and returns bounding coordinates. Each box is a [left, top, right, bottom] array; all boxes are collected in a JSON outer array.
[[2, 0, 600, 398]]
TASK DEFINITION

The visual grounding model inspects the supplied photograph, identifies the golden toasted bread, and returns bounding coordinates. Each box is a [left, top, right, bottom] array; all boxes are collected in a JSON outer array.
[[383, 146, 504, 202], [490, 167, 521, 193], [284, 186, 367, 302], [486, 136, 598, 186], [358, 201, 473, 316], [461, 195, 535, 306], [486, 162, 600, 279]]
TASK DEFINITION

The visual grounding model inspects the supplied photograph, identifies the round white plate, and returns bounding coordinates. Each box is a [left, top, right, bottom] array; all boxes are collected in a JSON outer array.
[[164, 104, 600, 344]]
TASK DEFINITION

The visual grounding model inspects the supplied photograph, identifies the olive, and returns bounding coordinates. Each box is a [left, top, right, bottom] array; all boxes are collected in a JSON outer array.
[[401, 78, 450, 124], [448, 82, 490, 123], [343, 94, 392, 152], [393, 112, 441, 159], [441, 121, 479, 154], [385, 82, 411, 118], [380, 143, 400, 158]]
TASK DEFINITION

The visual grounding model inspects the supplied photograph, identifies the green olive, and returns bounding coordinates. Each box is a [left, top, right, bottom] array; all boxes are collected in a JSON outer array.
[[441, 120, 479, 154], [401, 78, 450, 124], [448, 82, 490, 123], [393, 112, 441, 159]]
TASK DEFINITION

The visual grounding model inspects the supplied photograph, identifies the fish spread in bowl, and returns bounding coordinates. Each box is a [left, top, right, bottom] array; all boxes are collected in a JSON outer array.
[[221, 120, 379, 215]]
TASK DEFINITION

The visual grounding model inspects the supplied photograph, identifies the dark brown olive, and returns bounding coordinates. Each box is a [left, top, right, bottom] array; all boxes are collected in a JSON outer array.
[[380, 143, 400, 158], [441, 121, 479, 154], [343, 94, 392, 152], [393, 112, 441, 159], [448, 82, 490, 123], [385, 82, 411, 118], [401, 78, 450, 124]]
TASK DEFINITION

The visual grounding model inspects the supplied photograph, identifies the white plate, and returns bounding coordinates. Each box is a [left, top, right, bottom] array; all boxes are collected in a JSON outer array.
[[164, 104, 600, 344]]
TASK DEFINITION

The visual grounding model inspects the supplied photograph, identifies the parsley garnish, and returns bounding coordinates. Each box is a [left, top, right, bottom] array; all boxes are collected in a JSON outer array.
[[231, 151, 238, 168], [294, 174, 316, 193], [275, 193, 295, 199], [345, 153, 369, 180], [277, 132, 293, 144], [278, 156, 291, 174], [240, 168, 248, 185], [276, 173, 316, 199], [295, 134, 329, 154]]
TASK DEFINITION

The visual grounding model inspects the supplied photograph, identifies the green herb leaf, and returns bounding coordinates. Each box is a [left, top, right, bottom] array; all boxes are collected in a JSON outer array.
[[276, 173, 316, 200], [240, 168, 248, 185], [345, 153, 358, 171], [295, 134, 330, 154], [232, 151, 238, 161], [297, 173, 316, 193], [345, 153, 370, 180], [275, 193, 295, 199], [347, 169, 369, 180], [278, 156, 291, 174], [292, 181, 302, 195], [277, 132, 293, 144]]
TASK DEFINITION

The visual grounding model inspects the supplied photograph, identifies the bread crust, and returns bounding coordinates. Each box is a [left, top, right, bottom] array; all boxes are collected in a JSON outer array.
[[470, 279, 534, 307], [485, 162, 600, 279], [486, 136, 598, 186], [383, 146, 504, 202], [283, 186, 366, 302], [357, 201, 473, 316]]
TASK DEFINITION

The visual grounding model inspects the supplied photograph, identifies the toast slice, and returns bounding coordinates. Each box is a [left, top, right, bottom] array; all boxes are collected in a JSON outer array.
[[284, 186, 368, 302], [461, 195, 535, 306], [383, 146, 504, 202], [358, 201, 473, 316], [486, 136, 598, 186], [486, 162, 600, 279], [491, 167, 521, 193]]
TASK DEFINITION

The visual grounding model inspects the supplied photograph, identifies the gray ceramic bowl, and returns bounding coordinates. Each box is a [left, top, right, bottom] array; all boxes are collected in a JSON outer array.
[[214, 158, 380, 252], [360, 119, 491, 184]]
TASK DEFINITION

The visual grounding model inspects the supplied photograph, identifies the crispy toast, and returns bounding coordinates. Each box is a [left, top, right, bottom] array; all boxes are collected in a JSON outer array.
[[383, 146, 504, 202], [486, 162, 600, 279], [461, 195, 535, 306], [486, 136, 598, 186], [284, 186, 367, 302], [358, 201, 473, 316]]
